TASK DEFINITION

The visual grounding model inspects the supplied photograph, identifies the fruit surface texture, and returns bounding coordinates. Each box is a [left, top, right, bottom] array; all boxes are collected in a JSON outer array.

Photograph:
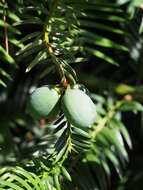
[[62, 89, 96, 127], [28, 86, 60, 119]]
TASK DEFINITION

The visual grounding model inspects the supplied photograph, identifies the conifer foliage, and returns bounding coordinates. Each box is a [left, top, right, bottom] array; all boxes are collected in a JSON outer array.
[[0, 0, 143, 189]]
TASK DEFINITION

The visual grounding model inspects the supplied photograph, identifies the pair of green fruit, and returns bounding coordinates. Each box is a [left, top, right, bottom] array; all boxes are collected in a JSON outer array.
[[27, 85, 97, 128]]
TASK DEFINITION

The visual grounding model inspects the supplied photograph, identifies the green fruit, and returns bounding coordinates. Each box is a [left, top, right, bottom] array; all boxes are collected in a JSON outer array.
[[61, 88, 97, 127], [27, 86, 61, 119]]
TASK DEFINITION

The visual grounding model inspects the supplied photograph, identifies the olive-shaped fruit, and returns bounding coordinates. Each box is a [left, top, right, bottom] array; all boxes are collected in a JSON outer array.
[[27, 86, 61, 119], [61, 88, 97, 127]]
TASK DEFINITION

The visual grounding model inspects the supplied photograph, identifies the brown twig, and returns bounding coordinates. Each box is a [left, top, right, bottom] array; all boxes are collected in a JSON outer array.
[[2, 0, 9, 54]]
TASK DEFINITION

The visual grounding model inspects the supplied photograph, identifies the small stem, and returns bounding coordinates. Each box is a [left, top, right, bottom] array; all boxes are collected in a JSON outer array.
[[44, 1, 69, 88], [42, 127, 72, 178], [44, 28, 64, 77], [44, 30, 64, 78], [92, 101, 122, 139], [59, 134, 72, 166], [92, 117, 109, 139]]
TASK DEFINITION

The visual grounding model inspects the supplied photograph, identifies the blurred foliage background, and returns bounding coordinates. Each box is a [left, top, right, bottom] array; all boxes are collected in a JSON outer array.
[[1, 0, 143, 189]]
